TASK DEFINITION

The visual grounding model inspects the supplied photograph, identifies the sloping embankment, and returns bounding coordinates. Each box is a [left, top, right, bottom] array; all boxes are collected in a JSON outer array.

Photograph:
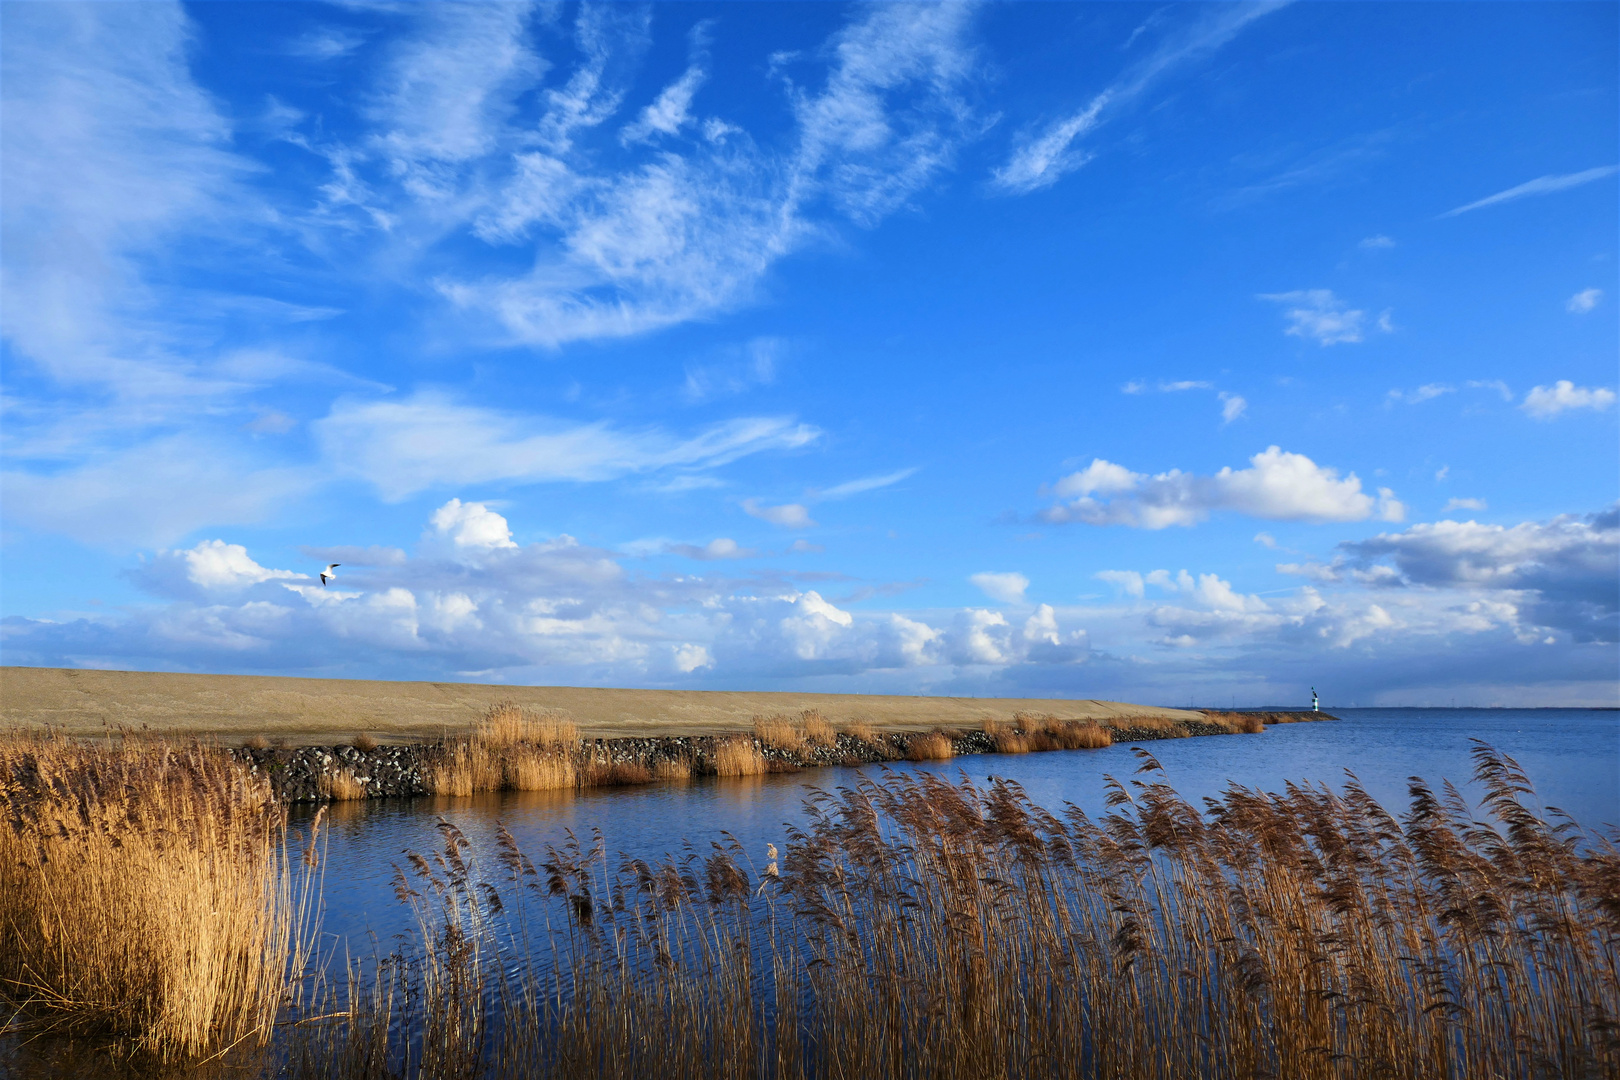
[[2, 666, 1208, 744]]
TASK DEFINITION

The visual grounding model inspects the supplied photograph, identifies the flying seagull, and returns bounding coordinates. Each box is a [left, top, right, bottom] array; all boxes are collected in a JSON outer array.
[[320, 564, 340, 586]]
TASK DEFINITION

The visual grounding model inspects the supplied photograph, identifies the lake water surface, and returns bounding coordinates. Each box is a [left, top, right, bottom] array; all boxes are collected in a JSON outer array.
[[301, 708, 1619, 954]]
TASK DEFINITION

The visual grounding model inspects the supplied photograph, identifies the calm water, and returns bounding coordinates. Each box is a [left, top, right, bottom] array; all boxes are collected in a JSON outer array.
[[300, 709, 1619, 953]]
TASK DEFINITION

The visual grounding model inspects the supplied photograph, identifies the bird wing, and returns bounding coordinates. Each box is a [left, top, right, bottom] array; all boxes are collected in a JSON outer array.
[[320, 574, 328, 585]]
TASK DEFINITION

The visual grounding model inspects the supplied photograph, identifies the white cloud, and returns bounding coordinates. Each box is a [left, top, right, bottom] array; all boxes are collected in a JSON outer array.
[[289, 27, 367, 62], [742, 499, 816, 529], [1259, 289, 1373, 346], [672, 643, 713, 673], [681, 337, 783, 402], [667, 538, 757, 561], [1441, 165, 1619, 217], [970, 571, 1029, 604], [181, 540, 302, 590], [10, 504, 1615, 703], [1253, 532, 1278, 549], [813, 468, 918, 500], [130, 539, 305, 599], [779, 590, 855, 660], [1567, 288, 1603, 314], [369, 2, 543, 172], [1442, 498, 1487, 514], [1466, 380, 1515, 402], [1386, 383, 1454, 405], [1337, 508, 1619, 641], [621, 60, 706, 145], [1521, 381, 1617, 420], [0, 435, 315, 548], [1218, 392, 1247, 423], [1358, 234, 1395, 250], [315, 392, 818, 500], [429, 498, 518, 551], [0, 2, 257, 394], [1043, 447, 1396, 528], [443, 2, 983, 348], [991, 2, 1288, 194], [1095, 569, 1146, 598]]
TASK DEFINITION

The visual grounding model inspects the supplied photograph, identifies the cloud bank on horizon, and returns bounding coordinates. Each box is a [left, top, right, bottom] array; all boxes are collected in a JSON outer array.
[[2, 1, 1615, 707]]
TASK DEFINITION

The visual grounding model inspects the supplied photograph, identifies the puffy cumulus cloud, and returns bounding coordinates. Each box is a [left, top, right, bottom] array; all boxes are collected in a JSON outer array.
[[429, 498, 518, 551], [1042, 447, 1403, 528], [1521, 381, 1617, 420], [9, 501, 1100, 686], [672, 643, 713, 673], [9, 523, 1615, 706], [131, 540, 305, 599], [970, 571, 1029, 604], [1331, 508, 1620, 642]]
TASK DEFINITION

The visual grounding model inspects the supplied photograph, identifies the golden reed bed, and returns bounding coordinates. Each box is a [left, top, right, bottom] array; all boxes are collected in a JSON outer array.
[[3, 728, 1614, 1077]]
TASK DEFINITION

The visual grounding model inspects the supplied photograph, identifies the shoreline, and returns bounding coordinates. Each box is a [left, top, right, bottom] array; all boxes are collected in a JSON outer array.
[[233, 712, 1330, 803]]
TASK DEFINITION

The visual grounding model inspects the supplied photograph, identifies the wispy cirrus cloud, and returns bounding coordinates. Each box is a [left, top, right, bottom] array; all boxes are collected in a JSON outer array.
[[432, 2, 985, 349], [315, 392, 819, 501], [1567, 288, 1602, 314], [1441, 165, 1618, 217], [1122, 380, 1245, 424], [991, 2, 1289, 195]]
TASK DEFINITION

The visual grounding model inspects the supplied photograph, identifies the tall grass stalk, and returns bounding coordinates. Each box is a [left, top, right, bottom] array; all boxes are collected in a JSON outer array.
[[0, 732, 319, 1062]]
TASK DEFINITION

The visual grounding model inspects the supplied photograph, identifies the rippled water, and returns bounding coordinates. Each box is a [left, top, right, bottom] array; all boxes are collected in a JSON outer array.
[[300, 708, 1619, 953]]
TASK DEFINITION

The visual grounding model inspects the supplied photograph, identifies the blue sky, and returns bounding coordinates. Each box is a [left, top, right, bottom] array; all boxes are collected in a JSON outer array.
[[2, 1, 1615, 706]]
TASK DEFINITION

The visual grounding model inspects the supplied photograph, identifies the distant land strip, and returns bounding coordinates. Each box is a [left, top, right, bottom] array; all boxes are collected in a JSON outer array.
[[1, 666, 1216, 745]]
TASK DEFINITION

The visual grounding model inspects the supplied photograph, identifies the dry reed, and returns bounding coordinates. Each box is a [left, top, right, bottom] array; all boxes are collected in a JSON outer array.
[[652, 756, 694, 781], [506, 746, 576, 791], [477, 701, 579, 750], [289, 740, 1618, 1080], [428, 741, 503, 797], [352, 732, 378, 752], [905, 731, 953, 761], [992, 729, 1030, 754], [1053, 719, 1111, 749], [844, 718, 877, 743], [0, 733, 317, 1062], [752, 715, 805, 752], [321, 768, 368, 801], [244, 734, 270, 751], [711, 738, 767, 777], [800, 711, 836, 748]]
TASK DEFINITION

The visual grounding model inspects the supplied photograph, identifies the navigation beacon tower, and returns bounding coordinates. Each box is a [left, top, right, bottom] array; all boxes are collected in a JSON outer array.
[[1311, 687, 1320, 712]]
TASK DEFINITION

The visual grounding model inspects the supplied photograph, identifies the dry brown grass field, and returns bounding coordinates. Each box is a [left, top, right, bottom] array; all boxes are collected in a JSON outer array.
[[0, 666, 1204, 746]]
